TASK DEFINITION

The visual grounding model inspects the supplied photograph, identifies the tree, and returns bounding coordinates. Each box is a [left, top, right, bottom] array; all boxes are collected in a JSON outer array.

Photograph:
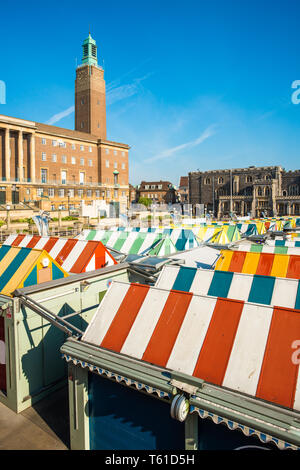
[[138, 197, 152, 208]]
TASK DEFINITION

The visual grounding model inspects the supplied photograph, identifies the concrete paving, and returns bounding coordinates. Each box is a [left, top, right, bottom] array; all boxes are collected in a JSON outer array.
[[0, 386, 69, 450]]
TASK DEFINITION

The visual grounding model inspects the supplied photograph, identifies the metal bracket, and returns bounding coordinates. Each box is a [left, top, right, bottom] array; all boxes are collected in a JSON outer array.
[[170, 378, 199, 396]]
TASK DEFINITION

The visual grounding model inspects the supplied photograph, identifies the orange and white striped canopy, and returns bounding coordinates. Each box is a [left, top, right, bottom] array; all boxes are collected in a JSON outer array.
[[82, 281, 300, 412], [3, 234, 117, 273]]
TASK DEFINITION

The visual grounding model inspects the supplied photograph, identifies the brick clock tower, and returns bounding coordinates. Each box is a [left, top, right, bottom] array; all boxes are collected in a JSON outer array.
[[75, 33, 107, 139]]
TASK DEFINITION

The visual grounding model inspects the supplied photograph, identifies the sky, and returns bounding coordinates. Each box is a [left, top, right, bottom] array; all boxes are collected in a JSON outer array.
[[1, 0, 300, 186]]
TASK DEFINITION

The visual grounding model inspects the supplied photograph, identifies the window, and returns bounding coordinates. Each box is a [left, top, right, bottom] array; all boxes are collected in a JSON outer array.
[[80, 145, 84, 151], [52, 140, 57, 147], [58, 189, 65, 197], [59, 141, 66, 148], [265, 187, 270, 196], [257, 187, 262, 196], [95, 190, 100, 197], [61, 171, 67, 185], [121, 151, 125, 156], [81, 98, 85, 105], [114, 173, 118, 185], [72, 144, 76, 150], [42, 138, 46, 145], [89, 146, 92, 153], [151, 185, 155, 189], [80, 158, 84, 165], [122, 163, 125, 170], [80, 172, 85, 184], [218, 177, 224, 184], [62, 155, 67, 163], [114, 162, 117, 169], [204, 178, 211, 185], [289, 185, 299, 196], [26, 189, 30, 195], [41, 169, 47, 183], [114, 150, 117, 156], [87, 190, 92, 197], [42, 152, 46, 161], [71, 157, 76, 165], [106, 160, 109, 168], [52, 154, 57, 162], [158, 185, 162, 189], [48, 188, 54, 197], [88, 159, 92, 167], [145, 185, 149, 189], [37, 188, 43, 197], [122, 191, 126, 197], [78, 189, 83, 197], [68, 189, 74, 198], [114, 190, 118, 199], [105, 148, 109, 154], [246, 176, 252, 183], [81, 122, 84, 129], [107, 190, 111, 198]]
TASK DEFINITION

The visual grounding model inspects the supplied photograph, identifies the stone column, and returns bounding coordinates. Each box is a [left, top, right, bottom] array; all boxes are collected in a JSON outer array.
[[288, 202, 291, 215], [29, 133, 36, 183], [241, 200, 245, 217], [18, 130, 23, 182], [4, 127, 10, 182]]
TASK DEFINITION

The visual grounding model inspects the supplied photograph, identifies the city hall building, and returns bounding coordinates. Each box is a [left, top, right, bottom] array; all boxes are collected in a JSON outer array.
[[189, 166, 300, 218], [0, 33, 129, 213]]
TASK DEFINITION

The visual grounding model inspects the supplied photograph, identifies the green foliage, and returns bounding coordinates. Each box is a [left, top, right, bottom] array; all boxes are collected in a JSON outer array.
[[62, 216, 78, 221], [138, 197, 152, 208]]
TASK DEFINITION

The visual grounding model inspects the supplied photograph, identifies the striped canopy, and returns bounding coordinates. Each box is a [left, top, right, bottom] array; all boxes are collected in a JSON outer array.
[[215, 250, 300, 278], [76, 229, 197, 255], [156, 265, 300, 308], [192, 225, 241, 245], [0, 245, 68, 296], [3, 234, 117, 273], [230, 242, 300, 255], [82, 281, 300, 412]]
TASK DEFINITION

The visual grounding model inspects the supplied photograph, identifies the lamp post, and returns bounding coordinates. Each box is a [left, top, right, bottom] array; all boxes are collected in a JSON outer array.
[[6, 204, 10, 231]]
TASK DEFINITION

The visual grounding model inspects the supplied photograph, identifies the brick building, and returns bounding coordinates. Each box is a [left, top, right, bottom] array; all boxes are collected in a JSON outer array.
[[0, 33, 129, 213], [137, 180, 178, 204], [178, 176, 189, 203], [189, 166, 300, 218]]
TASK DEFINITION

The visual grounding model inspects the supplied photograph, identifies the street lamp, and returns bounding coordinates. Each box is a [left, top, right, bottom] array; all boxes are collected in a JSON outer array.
[[6, 204, 10, 230]]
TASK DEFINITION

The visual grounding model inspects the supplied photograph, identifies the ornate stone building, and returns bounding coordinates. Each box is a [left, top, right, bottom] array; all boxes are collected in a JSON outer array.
[[189, 166, 300, 218], [0, 33, 129, 213]]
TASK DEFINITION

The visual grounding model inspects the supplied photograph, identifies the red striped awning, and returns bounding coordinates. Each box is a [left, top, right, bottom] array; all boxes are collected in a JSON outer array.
[[82, 281, 300, 412], [3, 234, 117, 273]]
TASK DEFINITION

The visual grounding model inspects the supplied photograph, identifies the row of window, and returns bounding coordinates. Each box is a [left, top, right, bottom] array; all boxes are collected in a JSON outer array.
[[41, 138, 93, 152], [144, 184, 163, 190], [41, 153, 93, 166], [36, 188, 126, 198], [105, 160, 126, 170], [204, 175, 272, 185], [41, 138, 127, 157]]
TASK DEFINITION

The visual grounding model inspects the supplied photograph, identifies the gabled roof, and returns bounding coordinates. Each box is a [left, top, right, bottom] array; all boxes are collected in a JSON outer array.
[[3, 235, 117, 273], [0, 245, 68, 296]]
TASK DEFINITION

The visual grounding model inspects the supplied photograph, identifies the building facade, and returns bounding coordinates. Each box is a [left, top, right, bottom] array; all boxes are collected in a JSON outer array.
[[0, 33, 129, 213], [178, 176, 189, 203], [189, 166, 300, 218], [137, 180, 178, 204]]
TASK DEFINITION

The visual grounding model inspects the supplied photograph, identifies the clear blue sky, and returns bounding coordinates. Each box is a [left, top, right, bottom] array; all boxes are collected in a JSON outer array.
[[1, 0, 300, 185]]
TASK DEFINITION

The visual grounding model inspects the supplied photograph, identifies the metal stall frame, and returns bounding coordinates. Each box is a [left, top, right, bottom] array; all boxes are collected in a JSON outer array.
[[61, 337, 300, 451]]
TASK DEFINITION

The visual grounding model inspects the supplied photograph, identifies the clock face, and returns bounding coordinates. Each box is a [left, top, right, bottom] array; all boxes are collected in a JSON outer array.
[[170, 394, 190, 422], [177, 397, 190, 422]]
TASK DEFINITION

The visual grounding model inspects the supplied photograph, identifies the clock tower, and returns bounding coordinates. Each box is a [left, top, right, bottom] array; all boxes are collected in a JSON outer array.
[[75, 33, 107, 139]]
